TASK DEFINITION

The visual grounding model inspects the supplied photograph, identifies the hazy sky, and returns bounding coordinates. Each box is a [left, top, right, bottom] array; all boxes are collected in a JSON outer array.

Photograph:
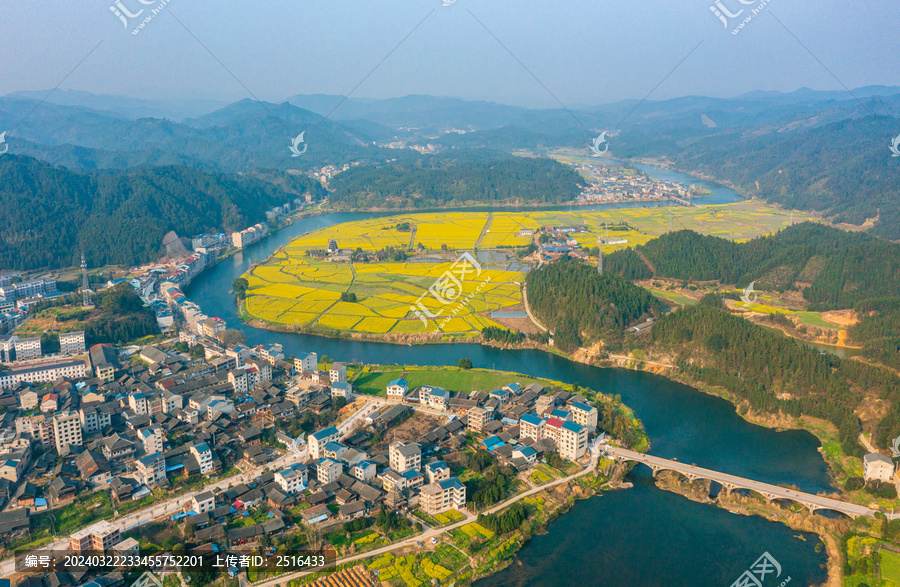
[[1, 0, 897, 108]]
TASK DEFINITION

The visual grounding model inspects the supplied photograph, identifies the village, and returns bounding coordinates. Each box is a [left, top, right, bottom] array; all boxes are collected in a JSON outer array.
[[0, 295, 623, 587]]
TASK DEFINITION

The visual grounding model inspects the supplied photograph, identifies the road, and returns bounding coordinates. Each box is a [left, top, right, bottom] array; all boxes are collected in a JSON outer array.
[[250, 444, 602, 587], [521, 284, 548, 333], [0, 398, 382, 579], [605, 446, 878, 519]]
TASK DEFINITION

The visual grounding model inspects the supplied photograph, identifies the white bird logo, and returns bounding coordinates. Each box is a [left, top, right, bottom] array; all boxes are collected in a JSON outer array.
[[590, 132, 609, 156], [442, 0, 457, 5], [289, 434, 306, 455], [740, 281, 758, 305], [0, 131, 7, 155], [289, 131, 308, 157], [890, 134, 900, 158], [891, 435, 900, 457]]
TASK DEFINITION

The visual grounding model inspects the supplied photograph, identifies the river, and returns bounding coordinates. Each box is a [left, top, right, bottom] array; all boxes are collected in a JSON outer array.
[[185, 170, 830, 585]]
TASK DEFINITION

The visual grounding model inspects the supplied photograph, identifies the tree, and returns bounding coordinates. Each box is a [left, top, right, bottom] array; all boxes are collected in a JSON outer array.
[[458, 358, 473, 370], [232, 278, 249, 298], [218, 329, 246, 346]]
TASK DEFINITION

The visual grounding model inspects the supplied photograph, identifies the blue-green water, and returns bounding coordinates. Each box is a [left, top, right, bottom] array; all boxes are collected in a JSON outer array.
[[187, 191, 831, 585]]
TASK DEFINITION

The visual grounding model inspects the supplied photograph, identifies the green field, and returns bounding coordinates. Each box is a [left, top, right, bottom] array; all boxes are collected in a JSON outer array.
[[882, 549, 900, 585], [351, 366, 554, 397]]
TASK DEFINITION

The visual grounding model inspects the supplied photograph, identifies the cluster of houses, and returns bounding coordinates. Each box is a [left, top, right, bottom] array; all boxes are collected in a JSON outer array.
[[385, 378, 597, 464], [574, 163, 695, 204], [0, 333, 360, 543]]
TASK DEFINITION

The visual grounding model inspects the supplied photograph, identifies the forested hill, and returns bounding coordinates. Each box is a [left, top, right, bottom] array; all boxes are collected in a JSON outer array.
[[0, 155, 326, 270], [659, 116, 900, 240], [525, 256, 661, 352], [327, 151, 585, 208], [605, 223, 900, 310], [651, 302, 900, 454]]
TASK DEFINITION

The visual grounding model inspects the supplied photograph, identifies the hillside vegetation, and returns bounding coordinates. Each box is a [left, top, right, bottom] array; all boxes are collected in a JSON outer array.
[[525, 256, 661, 352], [605, 223, 900, 310], [328, 151, 585, 209], [652, 303, 900, 454], [0, 155, 325, 270]]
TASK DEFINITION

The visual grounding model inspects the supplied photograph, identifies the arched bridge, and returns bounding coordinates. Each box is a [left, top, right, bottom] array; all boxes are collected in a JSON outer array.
[[605, 446, 877, 519]]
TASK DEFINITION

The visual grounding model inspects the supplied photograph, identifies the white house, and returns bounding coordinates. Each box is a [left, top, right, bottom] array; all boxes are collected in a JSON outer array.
[[864, 453, 895, 482], [386, 378, 408, 401]]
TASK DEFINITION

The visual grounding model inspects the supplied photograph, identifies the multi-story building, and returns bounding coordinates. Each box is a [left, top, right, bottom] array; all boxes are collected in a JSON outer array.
[[232, 224, 269, 249], [316, 457, 343, 484], [190, 442, 214, 474], [544, 418, 588, 461], [80, 404, 111, 435], [161, 390, 183, 413], [294, 351, 317, 373], [386, 378, 408, 402], [569, 401, 598, 430], [389, 442, 421, 474], [0, 278, 56, 300], [53, 411, 83, 456], [329, 362, 347, 384], [59, 331, 86, 355], [70, 520, 121, 552], [275, 463, 309, 494], [420, 387, 449, 411], [13, 337, 41, 361], [128, 393, 149, 415], [139, 427, 164, 455], [135, 453, 167, 486], [192, 491, 215, 514], [467, 407, 489, 434], [425, 460, 451, 484], [308, 426, 340, 460], [419, 477, 466, 516], [519, 413, 545, 442]]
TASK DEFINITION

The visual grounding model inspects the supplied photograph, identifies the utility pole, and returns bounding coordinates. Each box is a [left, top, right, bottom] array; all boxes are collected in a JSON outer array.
[[597, 239, 603, 275], [81, 252, 92, 308]]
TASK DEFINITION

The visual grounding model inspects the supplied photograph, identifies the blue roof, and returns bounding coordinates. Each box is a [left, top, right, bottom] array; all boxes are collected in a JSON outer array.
[[482, 436, 505, 451], [331, 381, 350, 389], [520, 413, 544, 427], [426, 460, 448, 471], [489, 388, 509, 397], [550, 409, 570, 419], [562, 421, 584, 434], [355, 460, 376, 469], [402, 469, 422, 480], [437, 477, 465, 491], [429, 387, 449, 398], [571, 401, 594, 412], [312, 426, 339, 441], [324, 441, 346, 452], [388, 378, 408, 388], [505, 383, 521, 391], [193, 442, 211, 453], [515, 445, 538, 457]]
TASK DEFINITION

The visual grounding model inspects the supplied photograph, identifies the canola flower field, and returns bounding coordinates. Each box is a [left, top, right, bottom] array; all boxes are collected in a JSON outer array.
[[242, 202, 801, 336]]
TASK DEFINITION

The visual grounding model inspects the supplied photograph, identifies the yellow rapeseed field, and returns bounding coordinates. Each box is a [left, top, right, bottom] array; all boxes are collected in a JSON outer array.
[[242, 201, 800, 336]]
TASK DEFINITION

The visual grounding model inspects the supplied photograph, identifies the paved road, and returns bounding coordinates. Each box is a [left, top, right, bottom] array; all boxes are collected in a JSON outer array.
[[605, 446, 878, 519], [250, 445, 602, 587], [0, 398, 382, 579]]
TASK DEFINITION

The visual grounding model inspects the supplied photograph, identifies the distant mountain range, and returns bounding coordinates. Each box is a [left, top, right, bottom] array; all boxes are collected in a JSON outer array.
[[2, 85, 899, 240]]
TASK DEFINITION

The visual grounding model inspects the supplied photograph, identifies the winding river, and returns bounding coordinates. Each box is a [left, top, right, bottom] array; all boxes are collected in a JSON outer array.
[[186, 169, 831, 585]]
